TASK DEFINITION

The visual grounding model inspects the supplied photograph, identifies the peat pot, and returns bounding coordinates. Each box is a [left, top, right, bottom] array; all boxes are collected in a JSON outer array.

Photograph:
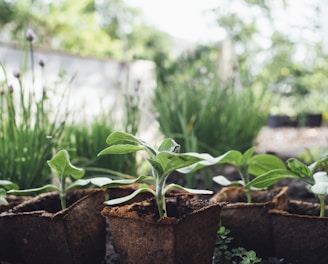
[[270, 199, 328, 264], [0, 189, 106, 264], [210, 186, 288, 258], [0, 195, 31, 263], [102, 196, 222, 264]]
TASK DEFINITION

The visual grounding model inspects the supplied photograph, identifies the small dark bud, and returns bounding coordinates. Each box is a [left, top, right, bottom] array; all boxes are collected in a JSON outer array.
[[13, 70, 20, 79], [0, 90, 4, 95], [39, 58, 45, 68], [26, 28, 35, 42]]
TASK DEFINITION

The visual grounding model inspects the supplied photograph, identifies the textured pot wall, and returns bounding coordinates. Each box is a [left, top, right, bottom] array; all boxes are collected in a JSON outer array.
[[270, 200, 328, 264], [103, 199, 222, 264], [0, 189, 106, 264]]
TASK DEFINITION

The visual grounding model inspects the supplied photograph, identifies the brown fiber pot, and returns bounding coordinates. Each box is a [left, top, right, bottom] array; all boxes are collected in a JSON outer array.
[[0, 189, 106, 264], [270, 199, 328, 264], [102, 196, 222, 264], [0, 195, 31, 263], [210, 186, 288, 258]]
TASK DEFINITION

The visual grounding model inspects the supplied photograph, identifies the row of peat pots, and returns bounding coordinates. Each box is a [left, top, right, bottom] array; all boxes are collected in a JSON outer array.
[[0, 187, 221, 264], [211, 186, 328, 264], [0, 185, 327, 264]]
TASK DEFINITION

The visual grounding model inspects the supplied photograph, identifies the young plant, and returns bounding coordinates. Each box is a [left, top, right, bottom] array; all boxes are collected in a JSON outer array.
[[179, 147, 286, 203], [0, 180, 19, 205], [97, 131, 213, 218], [247, 154, 328, 217], [213, 225, 262, 264], [7, 150, 109, 209]]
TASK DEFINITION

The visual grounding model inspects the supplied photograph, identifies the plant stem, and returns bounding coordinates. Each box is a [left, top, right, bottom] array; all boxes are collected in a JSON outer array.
[[239, 167, 252, 203], [319, 194, 325, 217], [245, 189, 252, 203], [155, 177, 167, 218], [60, 175, 67, 210]]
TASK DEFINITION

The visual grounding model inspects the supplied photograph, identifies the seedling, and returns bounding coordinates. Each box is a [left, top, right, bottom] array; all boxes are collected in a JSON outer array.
[[0, 180, 19, 205], [213, 225, 262, 264], [247, 154, 328, 217], [7, 150, 110, 209], [97, 131, 213, 218], [179, 147, 285, 203]]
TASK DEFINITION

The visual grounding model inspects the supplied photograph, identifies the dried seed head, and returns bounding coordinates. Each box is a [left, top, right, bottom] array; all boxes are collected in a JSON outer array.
[[26, 28, 35, 42]]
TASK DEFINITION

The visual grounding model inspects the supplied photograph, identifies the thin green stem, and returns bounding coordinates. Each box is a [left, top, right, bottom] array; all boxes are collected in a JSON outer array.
[[155, 176, 167, 218], [319, 194, 325, 218], [239, 166, 252, 203], [245, 189, 252, 203], [60, 175, 67, 210]]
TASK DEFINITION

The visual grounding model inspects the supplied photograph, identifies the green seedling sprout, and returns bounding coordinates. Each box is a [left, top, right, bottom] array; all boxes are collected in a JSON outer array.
[[0, 180, 19, 205], [7, 150, 111, 209], [97, 131, 213, 219], [247, 154, 328, 217], [179, 147, 286, 203]]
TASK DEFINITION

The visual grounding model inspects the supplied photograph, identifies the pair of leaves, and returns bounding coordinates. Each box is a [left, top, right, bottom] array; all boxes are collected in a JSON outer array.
[[247, 155, 328, 190], [98, 131, 205, 179]]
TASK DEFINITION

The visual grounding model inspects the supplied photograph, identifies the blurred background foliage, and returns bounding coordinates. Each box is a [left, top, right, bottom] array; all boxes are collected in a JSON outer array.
[[1, 0, 328, 188]]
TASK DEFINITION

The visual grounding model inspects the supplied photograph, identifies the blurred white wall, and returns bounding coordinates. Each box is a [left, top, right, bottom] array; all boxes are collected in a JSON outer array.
[[0, 42, 157, 129]]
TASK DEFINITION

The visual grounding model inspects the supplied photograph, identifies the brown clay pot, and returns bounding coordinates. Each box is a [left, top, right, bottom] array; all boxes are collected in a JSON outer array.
[[102, 196, 222, 264], [270, 199, 328, 264], [210, 186, 288, 258], [0, 189, 106, 264]]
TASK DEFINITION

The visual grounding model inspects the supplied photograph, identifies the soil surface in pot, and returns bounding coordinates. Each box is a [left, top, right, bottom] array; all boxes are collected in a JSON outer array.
[[10, 189, 92, 214]]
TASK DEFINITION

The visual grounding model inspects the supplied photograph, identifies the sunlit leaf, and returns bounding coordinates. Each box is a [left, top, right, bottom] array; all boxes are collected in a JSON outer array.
[[47, 150, 85, 180]]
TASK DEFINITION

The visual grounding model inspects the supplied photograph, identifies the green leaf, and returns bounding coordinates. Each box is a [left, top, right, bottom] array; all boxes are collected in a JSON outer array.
[[246, 169, 299, 189], [177, 150, 242, 174], [0, 192, 8, 205], [213, 176, 243, 186], [242, 147, 255, 164], [7, 184, 59, 195], [213, 176, 233, 186], [287, 158, 312, 178], [98, 144, 144, 156], [164, 183, 213, 195], [47, 150, 85, 180], [147, 158, 164, 176], [100, 175, 154, 188], [248, 154, 286, 176], [156, 152, 203, 175], [104, 186, 155, 205], [309, 154, 328, 172], [0, 180, 19, 190], [158, 138, 180, 153], [66, 178, 113, 190], [104, 131, 157, 156], [105, 131, 143, 145]]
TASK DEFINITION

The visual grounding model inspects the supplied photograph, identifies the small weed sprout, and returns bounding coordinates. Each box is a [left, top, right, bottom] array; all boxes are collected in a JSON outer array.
[[213, 225, 262, 264]]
